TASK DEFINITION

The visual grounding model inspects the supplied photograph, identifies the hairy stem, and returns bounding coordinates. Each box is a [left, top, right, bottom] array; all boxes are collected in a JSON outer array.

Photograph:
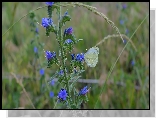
[[57, 2, 70, 107]]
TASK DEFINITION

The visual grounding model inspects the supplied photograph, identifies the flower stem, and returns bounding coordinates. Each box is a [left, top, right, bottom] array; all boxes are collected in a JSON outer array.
[[57, 2, 70, 107]]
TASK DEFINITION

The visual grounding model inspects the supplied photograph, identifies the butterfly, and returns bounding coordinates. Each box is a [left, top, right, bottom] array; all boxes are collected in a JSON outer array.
[[84, 46, 99, 67]]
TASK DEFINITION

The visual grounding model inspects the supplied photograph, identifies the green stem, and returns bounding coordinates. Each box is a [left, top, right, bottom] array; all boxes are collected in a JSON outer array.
[[57, 2, 70, 108]]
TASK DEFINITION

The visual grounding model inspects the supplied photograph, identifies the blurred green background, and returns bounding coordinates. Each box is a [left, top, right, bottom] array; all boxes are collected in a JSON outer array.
[[2, 2, 149, 109]]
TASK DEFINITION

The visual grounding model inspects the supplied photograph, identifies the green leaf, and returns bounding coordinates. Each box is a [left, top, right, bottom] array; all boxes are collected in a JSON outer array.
[[47, 57, 58, 68], [70, 104, 77, 109], [29, 11, 35, 19], [61, 15, 71, 27]]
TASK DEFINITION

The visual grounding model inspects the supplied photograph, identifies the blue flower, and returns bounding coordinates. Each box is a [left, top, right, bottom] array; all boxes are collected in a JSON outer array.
[[58, 70, 64, 76], [42, 18, 53, 28], [40, 69, 44, 75], [79, 86, 89, 95], [120, 20, 124, 25], [123, 39, 127, 44], [57, 88, 68, 101], [35, 28, 39, 33], [125, 28, 129, 34], [71, 54, 75, 60], [76, 53, 84, 62], [65, 39, 73, 44], [64, 11, 68, 16], [49, 91, 54, 98], [131, 60, 135, 66], [50, 80, 55, 86], [34, 46, 38, 53], [45, 2, 54, 6], [122, 3, 127, 9], [45, 51, 56, 60], [64, 27, 73, 35]]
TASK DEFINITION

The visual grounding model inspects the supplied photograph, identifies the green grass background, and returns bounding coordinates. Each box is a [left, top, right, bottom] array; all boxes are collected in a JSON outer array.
[[2, 2, 149, 109]]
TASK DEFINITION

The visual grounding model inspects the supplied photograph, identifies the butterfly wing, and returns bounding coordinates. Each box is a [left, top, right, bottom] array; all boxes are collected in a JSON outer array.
[[84, 47, 99, 67]]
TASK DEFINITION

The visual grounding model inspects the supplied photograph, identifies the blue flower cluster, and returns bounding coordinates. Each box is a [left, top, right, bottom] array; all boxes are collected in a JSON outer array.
[[57, 88, 68, 101], [39, 69, 44, 75], [125, 28, 129, 35], [35, 28, 39, 33], [50, 80, 55, 86], [42, 18, 53, 28], [131, 60, 135, 66], [65, 39, 73, 44], [45, 2, 54, 6], [122, 3, 127, 9], [71, 53, 84, 62], [76, 53, 84, 62], [58, 70, 64, 76], [119, 19, 125, 25], [71, 53, 85, 62], [45, 51, 56, 60], [123, 39, 127, 44], [79, 86, 89, 95], [49, 91, 54, 98], [117, 3, 130, 36], [34, 46, 38, 53], [64, 11, 68, 16], [64, 27, 73, 35]]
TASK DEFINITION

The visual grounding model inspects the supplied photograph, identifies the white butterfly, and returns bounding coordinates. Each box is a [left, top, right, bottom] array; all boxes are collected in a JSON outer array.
[[84, 46, 99, 67]]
